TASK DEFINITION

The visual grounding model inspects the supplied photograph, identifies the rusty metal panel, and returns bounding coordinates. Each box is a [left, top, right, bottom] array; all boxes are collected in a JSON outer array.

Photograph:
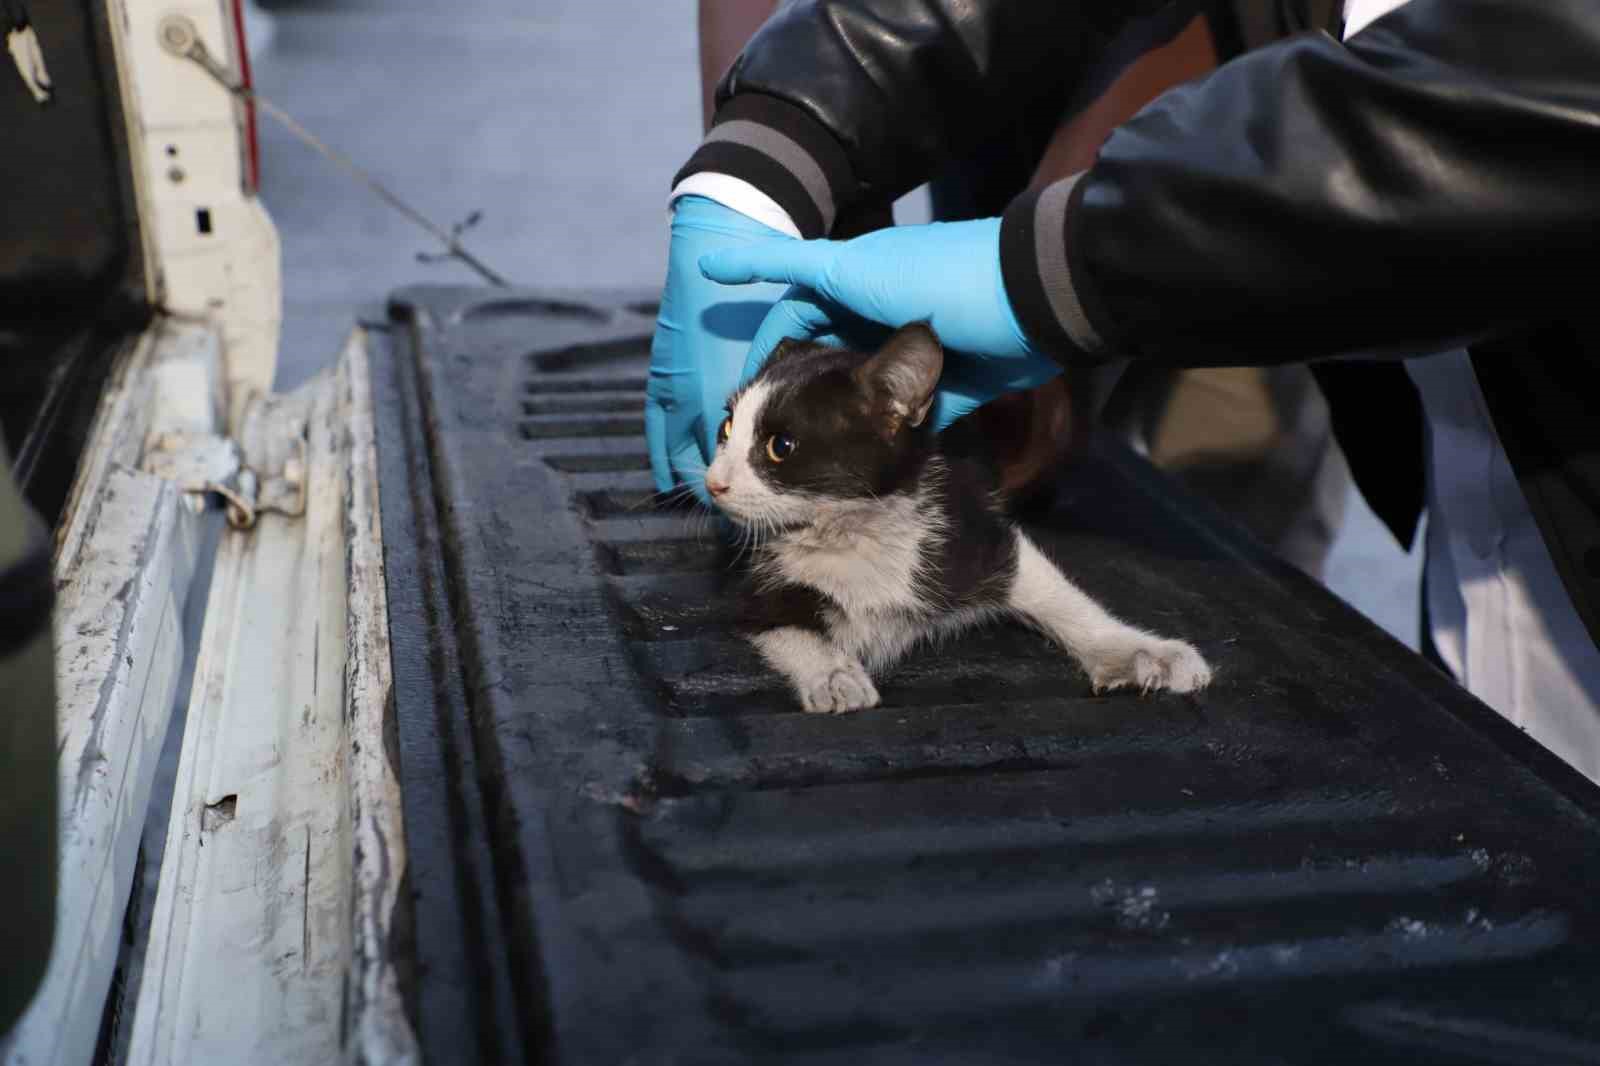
[[375, 285, 1600, 1065]]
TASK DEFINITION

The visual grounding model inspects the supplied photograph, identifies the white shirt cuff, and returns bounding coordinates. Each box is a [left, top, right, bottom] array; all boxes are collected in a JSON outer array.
[[1342, 0, 1412, 37], [669, 173, 803, 239]]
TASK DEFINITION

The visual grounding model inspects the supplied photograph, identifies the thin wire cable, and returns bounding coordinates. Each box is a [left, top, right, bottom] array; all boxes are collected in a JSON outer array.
[[248, 94, 509, 286], [175, 36, 510, 287]]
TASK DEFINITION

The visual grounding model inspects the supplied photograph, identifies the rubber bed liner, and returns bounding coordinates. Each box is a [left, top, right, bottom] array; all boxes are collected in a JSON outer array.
[[369, 286, 1600, 1065]]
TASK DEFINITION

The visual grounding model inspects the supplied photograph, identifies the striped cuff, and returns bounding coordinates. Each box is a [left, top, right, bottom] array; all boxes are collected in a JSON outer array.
[[668, 173, 801, 238], [673, 94, 858, 239], [999, 174, 1109, 364]]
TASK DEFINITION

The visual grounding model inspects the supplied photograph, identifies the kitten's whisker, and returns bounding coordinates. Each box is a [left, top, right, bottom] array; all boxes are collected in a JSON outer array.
[[661, 482, 700, 503], [686, 503, 714, 543], [646, 481, 705, 515]]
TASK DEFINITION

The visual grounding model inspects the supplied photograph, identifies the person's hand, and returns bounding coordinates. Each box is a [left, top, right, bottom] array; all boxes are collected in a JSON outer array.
[[698, 218, 1062, 431], [646, 196, 791, 500]]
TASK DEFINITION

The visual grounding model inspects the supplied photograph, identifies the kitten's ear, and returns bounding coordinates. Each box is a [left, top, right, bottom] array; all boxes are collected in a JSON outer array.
[[763, 337, 822, 374], [766, 338, 807, 366], [853, 322, 943, 436]]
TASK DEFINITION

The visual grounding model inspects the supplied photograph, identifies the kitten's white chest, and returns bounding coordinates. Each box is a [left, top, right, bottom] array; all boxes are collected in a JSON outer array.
[[766, 495, 938, 615]]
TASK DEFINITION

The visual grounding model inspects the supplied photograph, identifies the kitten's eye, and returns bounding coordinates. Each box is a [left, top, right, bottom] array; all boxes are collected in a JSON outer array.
[[717, 416, 733, 445], [765, 434, 796, 463]]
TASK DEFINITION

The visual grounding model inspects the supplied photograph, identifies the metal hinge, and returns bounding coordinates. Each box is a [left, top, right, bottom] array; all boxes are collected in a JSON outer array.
[[142, 429, 307, 530]]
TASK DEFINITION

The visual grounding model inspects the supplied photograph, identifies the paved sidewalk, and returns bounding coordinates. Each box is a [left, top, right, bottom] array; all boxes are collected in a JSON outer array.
[[254, 0, 701, 388]]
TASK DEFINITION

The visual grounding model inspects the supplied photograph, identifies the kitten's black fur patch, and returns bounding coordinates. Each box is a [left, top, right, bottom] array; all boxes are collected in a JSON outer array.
[[733, 578, 832, 634], [916, 454, 1020, 608]]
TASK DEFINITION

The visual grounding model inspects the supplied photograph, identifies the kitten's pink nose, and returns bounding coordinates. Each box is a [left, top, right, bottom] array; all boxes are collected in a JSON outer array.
[[705, 476, 729, 498]]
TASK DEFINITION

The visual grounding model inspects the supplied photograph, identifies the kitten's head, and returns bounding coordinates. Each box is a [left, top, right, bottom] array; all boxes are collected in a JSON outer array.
[[703, 322, 943, 528]]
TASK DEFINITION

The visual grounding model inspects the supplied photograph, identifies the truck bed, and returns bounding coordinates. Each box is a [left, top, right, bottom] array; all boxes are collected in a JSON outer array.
[[371, 285, 1600, 1064]]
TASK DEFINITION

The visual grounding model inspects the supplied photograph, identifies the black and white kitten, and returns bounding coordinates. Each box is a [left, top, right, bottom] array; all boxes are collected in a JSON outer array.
[[703, 323, 1212, 714]]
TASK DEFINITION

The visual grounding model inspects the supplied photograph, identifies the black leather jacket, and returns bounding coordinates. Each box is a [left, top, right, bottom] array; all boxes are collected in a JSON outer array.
[[675, 0, 1600, 649]]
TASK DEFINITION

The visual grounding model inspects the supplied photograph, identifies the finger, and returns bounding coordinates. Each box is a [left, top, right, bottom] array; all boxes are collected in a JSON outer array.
[[644, 401, 675, 494], [699, 240, 833, 290], [930, 386, 987, 434], [670, 440, 713, 506], [928, 359, 1002, 433], [740, 293, 835, 382], [825, 315, 894, 355], [697, 410, 721, 464]]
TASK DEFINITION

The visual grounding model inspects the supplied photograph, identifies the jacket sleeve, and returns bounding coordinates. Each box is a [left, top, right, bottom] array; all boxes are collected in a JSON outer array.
[[998, 0, 1600, 366], [674, 0, 1152, 238]]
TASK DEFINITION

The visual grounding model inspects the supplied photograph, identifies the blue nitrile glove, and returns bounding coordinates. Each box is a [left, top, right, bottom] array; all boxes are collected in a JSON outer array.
[[699, 218, 1063, 431], [646, 196, 792, 500]]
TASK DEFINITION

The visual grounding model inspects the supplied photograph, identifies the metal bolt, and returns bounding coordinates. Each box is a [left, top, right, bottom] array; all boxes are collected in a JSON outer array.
[[157, 13, 234, 88], [158, 14, 198, 57]]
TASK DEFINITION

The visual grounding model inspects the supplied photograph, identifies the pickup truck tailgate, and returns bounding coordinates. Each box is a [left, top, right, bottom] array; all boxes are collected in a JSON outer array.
[[372, 285, 1600, 1065]]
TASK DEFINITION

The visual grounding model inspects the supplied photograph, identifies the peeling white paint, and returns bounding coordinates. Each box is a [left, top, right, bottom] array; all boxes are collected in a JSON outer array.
[[126, 330, 416, 1066], [13, 469, 199, 1066], [341, 330, 420, 1066], [0, 319, 224, 1066]]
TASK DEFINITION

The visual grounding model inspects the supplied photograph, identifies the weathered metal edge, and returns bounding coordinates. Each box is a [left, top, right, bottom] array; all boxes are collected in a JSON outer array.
[[2, 322, 217, 1066], [340, 328, 421, 1066], [124, 332, 416, 1065]]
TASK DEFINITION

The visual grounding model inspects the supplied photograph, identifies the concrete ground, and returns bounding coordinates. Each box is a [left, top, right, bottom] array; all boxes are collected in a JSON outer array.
[[254, 0, 699, 388], [248, 0, 1422, 645]]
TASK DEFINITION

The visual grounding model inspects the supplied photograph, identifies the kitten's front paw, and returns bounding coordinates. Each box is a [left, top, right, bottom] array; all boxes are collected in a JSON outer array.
[[798, 661, 880, 714], [1089, 638, 1212, 695]]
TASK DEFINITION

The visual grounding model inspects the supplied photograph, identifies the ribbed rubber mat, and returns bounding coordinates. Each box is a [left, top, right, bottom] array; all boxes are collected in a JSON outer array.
[[374, 286, 1600, 1065]]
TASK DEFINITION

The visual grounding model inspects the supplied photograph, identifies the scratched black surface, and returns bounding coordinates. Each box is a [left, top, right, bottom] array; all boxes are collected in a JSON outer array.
[[376, 285, 1600, 1065]]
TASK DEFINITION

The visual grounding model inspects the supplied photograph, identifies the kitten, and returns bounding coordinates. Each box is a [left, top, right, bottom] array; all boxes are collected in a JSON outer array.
[[703, 323, 1212, 714]]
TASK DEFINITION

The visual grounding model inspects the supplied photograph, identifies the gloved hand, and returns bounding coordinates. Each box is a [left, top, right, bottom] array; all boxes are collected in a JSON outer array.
[[698, 218, 1063, 431], [646, 196, 792, 500]]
